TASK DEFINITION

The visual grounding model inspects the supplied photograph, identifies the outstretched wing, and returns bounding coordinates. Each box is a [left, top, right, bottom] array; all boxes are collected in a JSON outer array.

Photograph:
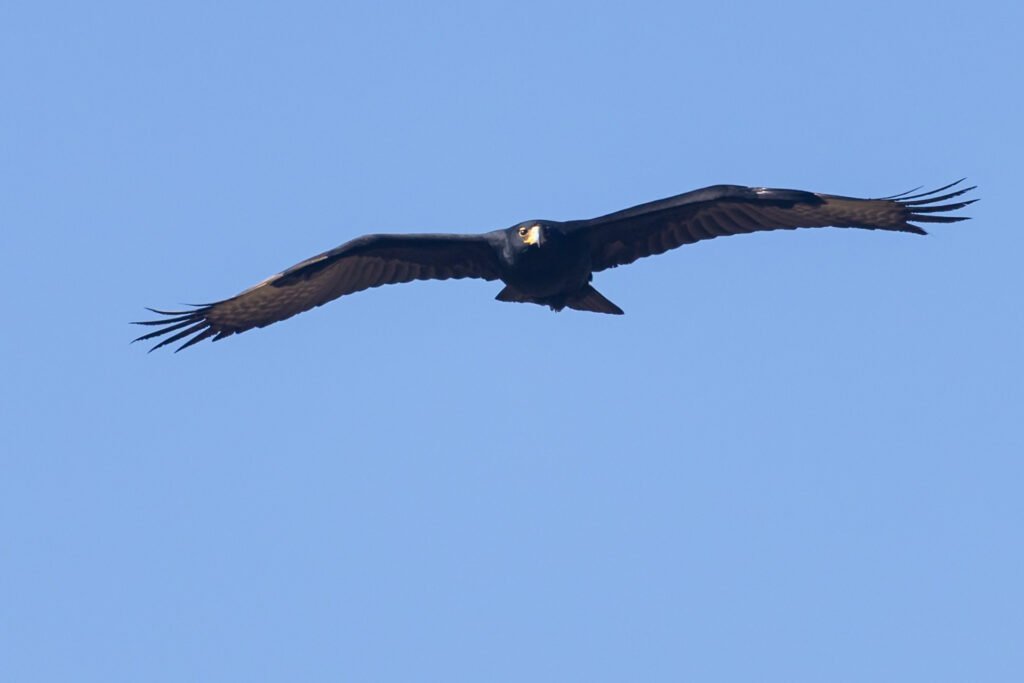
[[134, 233, 502, 351], [575, 180, 976, 272]]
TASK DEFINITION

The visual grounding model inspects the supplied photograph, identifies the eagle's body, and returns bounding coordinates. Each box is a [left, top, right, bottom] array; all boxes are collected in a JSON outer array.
[[135, 181, 975, 352], [493, 222, 609, 313]]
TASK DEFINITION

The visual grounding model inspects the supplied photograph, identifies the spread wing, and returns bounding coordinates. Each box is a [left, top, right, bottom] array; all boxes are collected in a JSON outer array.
[[575, 180, 976, 272], [134, 233, 502, 351]]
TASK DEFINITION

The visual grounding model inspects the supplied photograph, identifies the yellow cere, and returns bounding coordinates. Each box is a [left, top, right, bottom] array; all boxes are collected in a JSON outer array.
[[524, 224, 541, 246]]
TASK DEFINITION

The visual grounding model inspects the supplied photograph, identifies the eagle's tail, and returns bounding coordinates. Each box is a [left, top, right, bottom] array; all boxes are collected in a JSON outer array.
[[565, 285, 624, 315]]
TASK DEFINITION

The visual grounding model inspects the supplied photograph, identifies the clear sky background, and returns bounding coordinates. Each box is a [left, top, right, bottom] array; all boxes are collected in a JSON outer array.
[[2, 1, 1021, 681]]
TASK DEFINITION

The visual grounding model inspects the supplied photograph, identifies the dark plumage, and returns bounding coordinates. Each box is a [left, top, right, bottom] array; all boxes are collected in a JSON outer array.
[[134, 180, 976, 351]]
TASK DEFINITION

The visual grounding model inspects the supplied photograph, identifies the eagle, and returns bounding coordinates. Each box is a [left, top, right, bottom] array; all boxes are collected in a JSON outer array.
[[134, 180, 975, 352]]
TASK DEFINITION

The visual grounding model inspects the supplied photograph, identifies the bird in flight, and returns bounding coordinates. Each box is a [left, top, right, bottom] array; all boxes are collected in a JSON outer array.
[[134, 180, 975, 352]]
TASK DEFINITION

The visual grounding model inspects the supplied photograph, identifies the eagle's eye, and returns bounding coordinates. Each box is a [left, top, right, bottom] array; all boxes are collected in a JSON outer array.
[[518, 226, 529, 237]]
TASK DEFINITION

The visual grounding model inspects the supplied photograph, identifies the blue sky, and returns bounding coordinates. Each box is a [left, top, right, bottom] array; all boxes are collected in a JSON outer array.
[[2, 1, 1021, 680]]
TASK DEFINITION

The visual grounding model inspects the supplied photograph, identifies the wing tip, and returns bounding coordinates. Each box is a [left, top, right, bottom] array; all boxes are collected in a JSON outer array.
[[132, 305, 220, 353], [896, 179, 976, 228]]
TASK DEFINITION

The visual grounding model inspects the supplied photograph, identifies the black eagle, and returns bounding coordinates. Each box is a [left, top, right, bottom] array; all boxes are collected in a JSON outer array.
[[134, 180, 975, 352]]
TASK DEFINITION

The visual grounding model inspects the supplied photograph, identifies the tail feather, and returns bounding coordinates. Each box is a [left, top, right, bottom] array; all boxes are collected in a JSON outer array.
[[495, 284, 624, 314], [565, 285, 624, 315]]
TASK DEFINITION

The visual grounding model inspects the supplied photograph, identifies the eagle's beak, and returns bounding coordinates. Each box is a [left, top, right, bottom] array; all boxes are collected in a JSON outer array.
[[525, 224, 543, 247]]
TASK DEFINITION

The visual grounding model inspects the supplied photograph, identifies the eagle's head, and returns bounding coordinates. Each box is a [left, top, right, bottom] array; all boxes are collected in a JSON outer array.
[[510, 221, 547, 249]]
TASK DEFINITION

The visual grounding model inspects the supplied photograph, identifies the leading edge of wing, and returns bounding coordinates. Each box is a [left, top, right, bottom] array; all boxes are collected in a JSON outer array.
[[271, 232, 503, 286], [577, 184, 824, 227]]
